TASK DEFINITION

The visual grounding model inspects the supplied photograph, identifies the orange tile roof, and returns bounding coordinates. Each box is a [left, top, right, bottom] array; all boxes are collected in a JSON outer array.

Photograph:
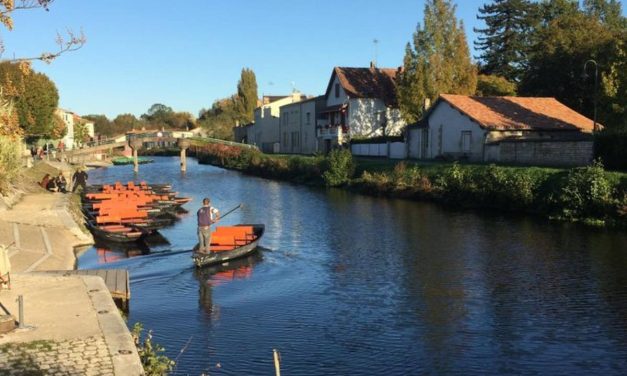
[[439, 94, 598, 132], [328, 67, 400, 106]]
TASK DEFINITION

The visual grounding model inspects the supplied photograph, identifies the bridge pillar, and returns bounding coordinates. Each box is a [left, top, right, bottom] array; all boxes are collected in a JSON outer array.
[[178, 139, 191, 172], [130, 139, 143, 173]]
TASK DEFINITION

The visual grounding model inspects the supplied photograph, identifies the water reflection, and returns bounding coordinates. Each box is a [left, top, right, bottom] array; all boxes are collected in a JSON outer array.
[[195, 252, 263, 317]]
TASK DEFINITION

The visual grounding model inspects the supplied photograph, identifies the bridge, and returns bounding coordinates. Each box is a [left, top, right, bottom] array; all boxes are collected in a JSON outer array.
[[63, 131, 256, 172]]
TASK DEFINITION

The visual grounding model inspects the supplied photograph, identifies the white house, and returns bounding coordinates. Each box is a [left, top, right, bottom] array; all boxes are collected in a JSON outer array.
[[407, 94, 597, 166], [55, 108, 75, 150], [248, 93, 307, 153], [278, 96, 325, 154], [317, 64, 406, 153]]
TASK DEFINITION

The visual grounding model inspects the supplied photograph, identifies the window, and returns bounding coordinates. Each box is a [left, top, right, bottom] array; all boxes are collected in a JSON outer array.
[[335, 83, 340, 98], [283, 132, 288, 147], [283, 112, 288, 126], [291, 132, 300, 150], [306, 112, 311, 125], [462, 131, 472, 153]]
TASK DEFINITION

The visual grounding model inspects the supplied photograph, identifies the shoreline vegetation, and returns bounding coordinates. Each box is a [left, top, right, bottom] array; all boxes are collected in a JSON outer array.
[[187, 138, 627, 228]]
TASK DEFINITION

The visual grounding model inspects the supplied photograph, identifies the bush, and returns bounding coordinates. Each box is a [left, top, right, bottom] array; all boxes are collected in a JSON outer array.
[[547, 160, 614, 220], [132, 323, 174, 376], [0, 135, 21, 194], [322, 148, 355, 186]]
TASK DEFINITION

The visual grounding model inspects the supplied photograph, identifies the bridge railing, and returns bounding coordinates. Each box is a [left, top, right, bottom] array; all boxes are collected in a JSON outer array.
[[189, 137, 258, 150]]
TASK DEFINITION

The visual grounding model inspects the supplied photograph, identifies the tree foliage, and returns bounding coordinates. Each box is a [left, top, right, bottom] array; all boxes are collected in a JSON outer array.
[[476, 74, 517, 96], [235, 68, 258, 124], [397, 0, 477, 123], [198, 97, 239, 140], [518, 1, 625, 129], [141, 104, 195, 130], [0, 61, 59, 137], [197, 67, 259, 140], [474, 0, 535, 82]]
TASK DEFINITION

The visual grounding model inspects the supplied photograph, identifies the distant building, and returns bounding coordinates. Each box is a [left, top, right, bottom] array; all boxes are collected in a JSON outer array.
[[56, 108, 76, 150], [248, 93, 307, 153], [406, 94, 598, 166], [278, 96, 325, 154], [317, 64, 406, 153]]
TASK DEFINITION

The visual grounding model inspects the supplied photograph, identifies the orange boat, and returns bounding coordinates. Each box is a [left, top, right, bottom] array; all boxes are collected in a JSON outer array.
[[192, 224, 264, 267]]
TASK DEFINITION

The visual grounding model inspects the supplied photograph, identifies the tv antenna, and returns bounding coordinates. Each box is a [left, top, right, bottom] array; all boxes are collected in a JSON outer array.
[[373, 38, 379, 66]]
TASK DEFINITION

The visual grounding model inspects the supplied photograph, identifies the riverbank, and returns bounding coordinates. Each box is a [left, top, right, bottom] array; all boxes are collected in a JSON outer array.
[[0, 161, 144, 375], [189, 139, 627, 227]]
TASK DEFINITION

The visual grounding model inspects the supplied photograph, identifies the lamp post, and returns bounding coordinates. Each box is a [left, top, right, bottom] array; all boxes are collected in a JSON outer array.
[[583, 59, 598, 132]]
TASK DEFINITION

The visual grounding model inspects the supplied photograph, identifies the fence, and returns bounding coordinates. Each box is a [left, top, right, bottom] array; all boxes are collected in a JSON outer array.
[[351, 142, 407, 159]]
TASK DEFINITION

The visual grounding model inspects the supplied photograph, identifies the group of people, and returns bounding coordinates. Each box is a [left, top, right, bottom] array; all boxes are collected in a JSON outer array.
[[39, 168, 88, 194]]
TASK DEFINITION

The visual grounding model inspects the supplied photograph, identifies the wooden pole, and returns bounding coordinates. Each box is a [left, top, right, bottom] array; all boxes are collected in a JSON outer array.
[[133, 148, 139, 173], [273, 349, 281, 376], [180, 147, 187, 172]]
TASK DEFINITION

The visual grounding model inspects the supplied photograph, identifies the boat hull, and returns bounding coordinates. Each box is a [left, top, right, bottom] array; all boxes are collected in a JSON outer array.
[[192, 224, 264, 268]]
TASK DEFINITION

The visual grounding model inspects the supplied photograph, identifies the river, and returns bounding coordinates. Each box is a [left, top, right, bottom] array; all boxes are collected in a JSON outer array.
[[78, 156, 627, 375]]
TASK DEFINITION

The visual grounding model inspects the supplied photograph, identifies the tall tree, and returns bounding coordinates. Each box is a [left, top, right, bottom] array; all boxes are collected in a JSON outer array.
[[397, 0, 477, 123], [113, 113, 143, 133], [0, 61, 59, 137], [474, 0, 534, 83], [83, 114, 113, 137], [519, 9, 617, 125], [235, 68, 258, 124], [583, 0, 626, 29]]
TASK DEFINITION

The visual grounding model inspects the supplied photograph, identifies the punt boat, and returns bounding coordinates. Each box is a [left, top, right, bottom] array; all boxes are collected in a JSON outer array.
[[192, 224, 264, 268]]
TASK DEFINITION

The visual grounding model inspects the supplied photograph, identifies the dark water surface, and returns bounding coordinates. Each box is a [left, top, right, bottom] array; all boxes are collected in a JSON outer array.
[[78, 157, 627, 375]]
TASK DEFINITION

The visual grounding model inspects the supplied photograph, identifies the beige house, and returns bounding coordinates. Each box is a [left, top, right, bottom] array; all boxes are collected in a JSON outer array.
[[279, 96, 325, 154], [407, 94, 597, 166], [247, 93, 307, 153]]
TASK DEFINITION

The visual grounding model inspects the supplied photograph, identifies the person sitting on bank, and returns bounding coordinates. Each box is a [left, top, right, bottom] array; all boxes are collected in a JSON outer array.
[[197, 197, 220, 254], [72, 167, 88, 193], [56, 173, 68, 193], [46, 176, 58, 192], [39, 174, 51, 189]]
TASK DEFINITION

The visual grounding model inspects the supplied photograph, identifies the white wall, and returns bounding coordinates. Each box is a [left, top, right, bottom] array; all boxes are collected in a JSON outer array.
[[326, 75, 348, 107], [255, 94, 304, 149], [351, 142, 406, 158], [427, 101, 487, 161], [348, 98, 405, 138]]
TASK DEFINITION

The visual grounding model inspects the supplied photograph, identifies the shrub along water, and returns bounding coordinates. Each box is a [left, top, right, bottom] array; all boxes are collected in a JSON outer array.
[[0, 135, 22, 194], [190, 139, 626, 227]]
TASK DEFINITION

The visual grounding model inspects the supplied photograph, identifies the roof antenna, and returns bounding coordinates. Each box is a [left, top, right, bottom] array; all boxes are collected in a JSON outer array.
[[291, 81, 297, 93], [372, 38, 379, 67]]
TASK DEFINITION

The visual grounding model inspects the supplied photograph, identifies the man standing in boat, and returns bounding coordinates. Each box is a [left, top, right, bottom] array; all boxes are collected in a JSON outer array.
[[197, 198, 220, 254]]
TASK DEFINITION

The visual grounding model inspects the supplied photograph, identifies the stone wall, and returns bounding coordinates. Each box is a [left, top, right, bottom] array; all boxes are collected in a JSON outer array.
[[498, 140, 594, 167]]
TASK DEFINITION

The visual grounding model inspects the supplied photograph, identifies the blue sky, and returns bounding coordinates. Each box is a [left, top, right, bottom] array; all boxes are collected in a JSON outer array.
[[2, 1, 619, 119]]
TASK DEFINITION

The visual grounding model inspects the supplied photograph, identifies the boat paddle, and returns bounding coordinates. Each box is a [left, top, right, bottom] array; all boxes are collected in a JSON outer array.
[[216, 203, 242, 223]]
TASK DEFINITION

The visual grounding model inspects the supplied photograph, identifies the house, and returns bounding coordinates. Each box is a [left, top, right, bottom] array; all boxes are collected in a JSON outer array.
[[247, 93, 307, 153], [278, 96, 325, 154], [406, 94, 597, 166], [56, 108, 75, 150], [317, 64, 406, 153]]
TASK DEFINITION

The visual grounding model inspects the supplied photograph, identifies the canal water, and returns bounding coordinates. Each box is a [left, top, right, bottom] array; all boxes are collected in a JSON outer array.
[[78, 157, 627, 375]]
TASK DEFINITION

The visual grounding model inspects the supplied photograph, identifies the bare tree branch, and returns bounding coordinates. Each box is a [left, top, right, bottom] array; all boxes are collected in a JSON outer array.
[[3, 28, 85, 63]]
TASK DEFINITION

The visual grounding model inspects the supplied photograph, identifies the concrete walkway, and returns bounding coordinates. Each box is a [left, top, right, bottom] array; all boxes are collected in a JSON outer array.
[[0, 192, 92, 272], [0, 274, 143, 375], [0, 161, 145, 375]]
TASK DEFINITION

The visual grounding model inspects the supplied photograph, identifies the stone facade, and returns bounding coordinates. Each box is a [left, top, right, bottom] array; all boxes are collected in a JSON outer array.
[[496, 140, 594, 166]]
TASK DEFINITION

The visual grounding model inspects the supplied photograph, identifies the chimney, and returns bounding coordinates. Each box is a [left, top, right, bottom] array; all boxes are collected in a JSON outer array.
[[370, 61, 376, 71], [397, 66, 404, 75], [423, 98, 431, 112]]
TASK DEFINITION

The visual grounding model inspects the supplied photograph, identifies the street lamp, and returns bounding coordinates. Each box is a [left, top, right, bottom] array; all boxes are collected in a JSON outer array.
[[583, 59, 598, 132]]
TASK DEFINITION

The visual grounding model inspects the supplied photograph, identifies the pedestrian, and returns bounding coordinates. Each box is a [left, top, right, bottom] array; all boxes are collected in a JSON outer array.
[[72, 167, 88, 193], [197, 197, 220, 254], [56, 173, 68, 193]]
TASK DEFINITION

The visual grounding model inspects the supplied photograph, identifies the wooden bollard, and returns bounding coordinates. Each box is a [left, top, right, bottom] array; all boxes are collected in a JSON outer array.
[[178, 139, 190, 173]]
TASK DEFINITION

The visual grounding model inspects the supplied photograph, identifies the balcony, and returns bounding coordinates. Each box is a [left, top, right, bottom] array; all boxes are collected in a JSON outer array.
[[316, 124, 344, 141]]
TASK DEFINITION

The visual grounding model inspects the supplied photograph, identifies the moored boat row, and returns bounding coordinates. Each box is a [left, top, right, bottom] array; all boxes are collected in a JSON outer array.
[[82, 181, 192, 243]]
